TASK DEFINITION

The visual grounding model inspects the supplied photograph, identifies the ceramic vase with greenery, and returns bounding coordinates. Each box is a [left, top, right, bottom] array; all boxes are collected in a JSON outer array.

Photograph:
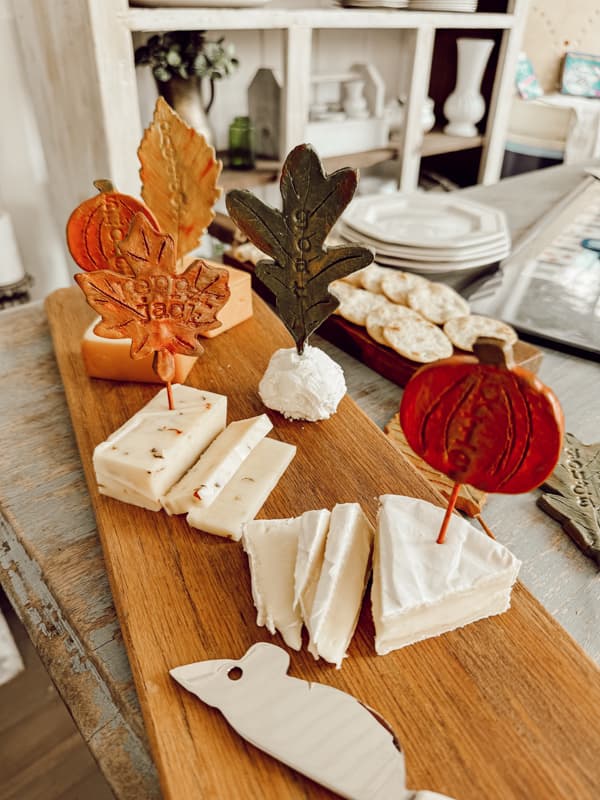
[[135, 31, 239, 145]]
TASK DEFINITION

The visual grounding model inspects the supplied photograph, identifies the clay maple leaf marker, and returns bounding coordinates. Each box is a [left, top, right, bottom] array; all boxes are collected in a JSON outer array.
[[66, 179, 160, 273], [75, 213, 230, 409], [138, 96, 222, 263], [538, 433, 600, 565], [400, 336, 564, 543], [225, 143, 373, 421]]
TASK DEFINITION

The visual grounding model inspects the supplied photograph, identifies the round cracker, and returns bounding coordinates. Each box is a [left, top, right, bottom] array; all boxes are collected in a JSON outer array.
[[383, 317, 453, 363], [341, 267, 370, 287], [366, 303, 422, 345], [329, 279, 357, 301], [381, 271, 429, 305], [407, 282, 470, 324], [443, 314, 517, 352], [334, 287, 388, 326], [360, 264, 395, 293]]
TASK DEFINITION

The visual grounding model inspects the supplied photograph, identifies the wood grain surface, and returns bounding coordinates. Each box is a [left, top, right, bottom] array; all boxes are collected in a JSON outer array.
[[46, 286, 600, 800]]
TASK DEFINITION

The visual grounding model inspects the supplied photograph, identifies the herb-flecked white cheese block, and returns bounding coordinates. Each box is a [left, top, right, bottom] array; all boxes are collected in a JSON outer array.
[[186, 437, 296, 540], [93, 385, 227, 511], [242, 517, 303, 650], [161, 414, 273, 515]]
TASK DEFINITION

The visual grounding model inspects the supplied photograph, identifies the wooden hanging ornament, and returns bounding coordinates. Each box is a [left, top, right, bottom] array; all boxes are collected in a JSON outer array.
[[75, 213, 230, 408], [171, 642, 455, 800], [400, 336, 564, 543], [226, 143, 373, 353], [66, 179, 160, 273]]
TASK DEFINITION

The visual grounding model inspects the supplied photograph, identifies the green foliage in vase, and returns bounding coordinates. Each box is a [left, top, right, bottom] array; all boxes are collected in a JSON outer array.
[[135, 31, 239, 112]]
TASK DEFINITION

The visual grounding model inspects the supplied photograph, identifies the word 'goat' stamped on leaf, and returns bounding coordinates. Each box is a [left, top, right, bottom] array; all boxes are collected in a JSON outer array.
[[75, 213, 230, 395], [226, 144, 373, 353]]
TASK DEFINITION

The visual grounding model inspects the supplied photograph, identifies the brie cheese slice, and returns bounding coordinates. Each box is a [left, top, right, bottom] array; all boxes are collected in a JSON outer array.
[[309, 503, 374, 668], [242, 517, 303, 650], [93, 385, 227, 511], [186, 437, 296, 540], [161, 414, 273, 515], [372, 495, 521, 655], [293, 509, 331, 657]]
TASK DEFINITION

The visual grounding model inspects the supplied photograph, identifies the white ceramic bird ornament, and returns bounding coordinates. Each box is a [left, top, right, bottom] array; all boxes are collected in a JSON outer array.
[[170, 642, 456, 800]]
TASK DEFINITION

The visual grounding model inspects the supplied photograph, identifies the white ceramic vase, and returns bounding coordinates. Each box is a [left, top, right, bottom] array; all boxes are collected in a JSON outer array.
[[343, 79, 369, 119], [443, 38, 494, 138]]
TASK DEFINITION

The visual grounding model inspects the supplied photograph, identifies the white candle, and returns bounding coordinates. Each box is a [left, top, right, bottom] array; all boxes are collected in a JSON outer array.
[[0, 211, 25, 286]]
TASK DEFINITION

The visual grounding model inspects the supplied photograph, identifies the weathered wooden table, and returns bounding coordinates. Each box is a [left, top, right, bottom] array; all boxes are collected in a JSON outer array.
[[1, 163, 599, 798]]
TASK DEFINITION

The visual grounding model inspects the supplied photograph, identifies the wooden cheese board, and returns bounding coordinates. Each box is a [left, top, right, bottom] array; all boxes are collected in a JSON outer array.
[[222, 253, 543, 387], [46, 286, 600, 800]]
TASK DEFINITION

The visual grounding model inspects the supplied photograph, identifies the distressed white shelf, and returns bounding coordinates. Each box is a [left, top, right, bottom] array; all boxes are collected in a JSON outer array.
[[13, 0, 529, 233]]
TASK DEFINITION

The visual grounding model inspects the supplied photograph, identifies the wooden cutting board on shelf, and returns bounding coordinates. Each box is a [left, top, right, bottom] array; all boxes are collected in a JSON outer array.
[[222, 252, 543, 388], [46, 286, 600, 800]]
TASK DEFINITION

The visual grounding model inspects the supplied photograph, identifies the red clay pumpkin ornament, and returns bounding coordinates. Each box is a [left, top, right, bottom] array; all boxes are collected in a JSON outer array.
[[66, 179, 160, 274], [400, 337, 564, 543]]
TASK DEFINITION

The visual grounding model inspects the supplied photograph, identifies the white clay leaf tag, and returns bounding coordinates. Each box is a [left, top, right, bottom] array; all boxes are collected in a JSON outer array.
[[170, 642, 456, 800]]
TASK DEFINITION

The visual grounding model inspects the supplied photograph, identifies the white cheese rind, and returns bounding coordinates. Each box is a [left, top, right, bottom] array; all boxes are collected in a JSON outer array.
[[242, 517, 303, 650], [309, 503, 374, 668], [161, 414, 273, 515], [372, 495, 521, 655], [293, 509, 331, 657], [93, 385, 227, 510], [186, 438, 296, 540]]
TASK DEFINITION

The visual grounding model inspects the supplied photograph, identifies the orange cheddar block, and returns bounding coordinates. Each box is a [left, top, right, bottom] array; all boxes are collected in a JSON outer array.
[[80, 263, 252, 383], [202, 263, 253, 338]]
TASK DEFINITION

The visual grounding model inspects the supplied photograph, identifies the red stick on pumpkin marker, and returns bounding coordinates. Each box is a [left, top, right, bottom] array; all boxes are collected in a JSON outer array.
[[400, 337, 564, 544]]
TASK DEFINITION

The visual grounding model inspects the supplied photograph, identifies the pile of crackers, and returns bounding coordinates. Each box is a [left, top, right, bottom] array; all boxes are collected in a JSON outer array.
[[330, 264, 517, 363]]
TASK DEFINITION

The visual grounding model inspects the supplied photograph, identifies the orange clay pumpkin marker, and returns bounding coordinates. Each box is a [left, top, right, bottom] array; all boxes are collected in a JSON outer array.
[[66, 179, 160, 274], [400, 337, 564, 544], [75, 214, 230, 410]]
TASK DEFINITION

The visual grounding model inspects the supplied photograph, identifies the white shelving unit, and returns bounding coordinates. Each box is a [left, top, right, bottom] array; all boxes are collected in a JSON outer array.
[[13, 0, 529, 233]]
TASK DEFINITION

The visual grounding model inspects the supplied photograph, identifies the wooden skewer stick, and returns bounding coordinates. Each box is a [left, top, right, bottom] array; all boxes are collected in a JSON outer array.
[[475, 514, 496, 540], [166, 381, 174, 411], [437, 481, 461, 544]]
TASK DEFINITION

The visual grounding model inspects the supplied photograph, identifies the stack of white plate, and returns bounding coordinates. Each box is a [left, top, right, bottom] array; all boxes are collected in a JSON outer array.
[[338, 192, 511, 275], [408, 0, 477, 11], [338, 0, 408, 8]]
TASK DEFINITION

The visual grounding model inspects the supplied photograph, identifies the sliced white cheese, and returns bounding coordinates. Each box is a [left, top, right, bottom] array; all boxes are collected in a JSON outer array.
[[371, 495, 521, 655], [186, 438, 296, 541], [93, 385, 227, 511], [242, 517, 303, 650], [161, 414, 273, 515], [309, 503, 374, 668], [293, 509, 331, 657]]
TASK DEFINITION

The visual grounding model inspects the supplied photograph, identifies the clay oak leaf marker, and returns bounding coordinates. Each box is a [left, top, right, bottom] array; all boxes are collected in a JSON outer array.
[[225, 144, 373, 354], [75, 213, 230, 409], [400, 337, 564, 543]]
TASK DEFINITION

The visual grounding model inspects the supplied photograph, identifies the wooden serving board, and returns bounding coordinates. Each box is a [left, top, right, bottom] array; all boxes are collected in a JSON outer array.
[[46, 287, 600, 800], [222, 252, 543, 388]]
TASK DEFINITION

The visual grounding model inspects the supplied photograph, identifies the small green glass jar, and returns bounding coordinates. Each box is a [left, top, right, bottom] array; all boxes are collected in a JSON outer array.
[[228, 116, 255, 170]]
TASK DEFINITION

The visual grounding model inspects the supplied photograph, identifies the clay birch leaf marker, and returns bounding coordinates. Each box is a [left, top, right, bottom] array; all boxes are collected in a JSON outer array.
[[138, 96, 222, 262], [537, 432, 600, 565], [66, 179, 160, 273], [400, 336, 565, 543], [225, 144, 373, 422], [75, 213, 230, 410]]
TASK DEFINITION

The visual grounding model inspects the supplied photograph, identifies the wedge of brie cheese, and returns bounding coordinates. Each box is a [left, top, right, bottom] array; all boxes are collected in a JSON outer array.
[[372, 495, 521, 655], [293, 509, 331, 657], [161, 414, 273, 515], [242, 517, 303, 650], [186, 437, 296, 540], [309, 503, 374, 668], [93, 385, 227, 511]]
